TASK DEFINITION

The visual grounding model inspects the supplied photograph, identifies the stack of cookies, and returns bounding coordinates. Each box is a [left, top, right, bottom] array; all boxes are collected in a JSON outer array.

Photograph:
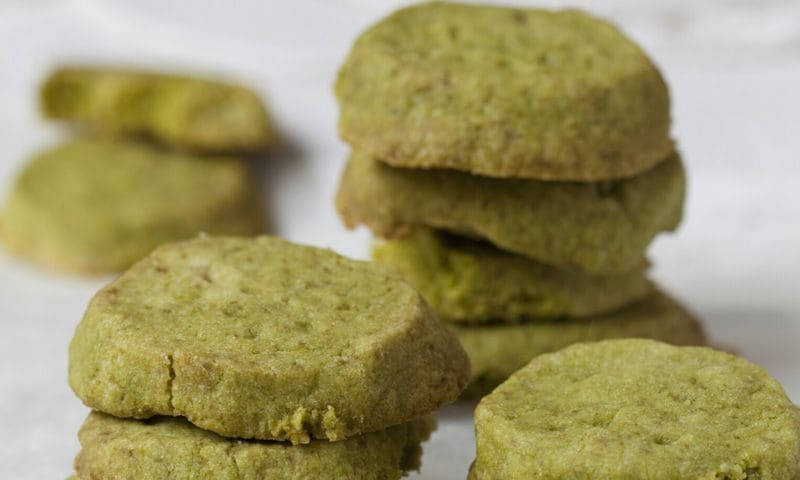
[[1, 67, 275, 274], [67, 235, 470, 478], [334, 2, 707, 396]]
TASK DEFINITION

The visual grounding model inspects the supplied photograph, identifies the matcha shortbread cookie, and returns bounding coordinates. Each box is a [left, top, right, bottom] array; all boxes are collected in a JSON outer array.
[[336, 2, 672, 181], [42, 66, 276, 152], [69, 235, 470, 443], [471, 339, 800, 479], [74, 411, 434, 480], [337, 152, 684, 274], [455, 290, 706, 397], [1, 140, 264, 274], [374, 229, 652, 324]]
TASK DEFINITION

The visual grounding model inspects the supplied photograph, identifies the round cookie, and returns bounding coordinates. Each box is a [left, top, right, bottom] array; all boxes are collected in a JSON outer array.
[[42, 67, 277, 153], [68, 235, 469, 443], [0, 140, 264, 274], [454, 290, 706, 397], [336, 3, 672, 181], [336, 151, 684, 274], [74, 411, 434, 480], [374, 229, 652, 324], [472, 339, 800, 479]]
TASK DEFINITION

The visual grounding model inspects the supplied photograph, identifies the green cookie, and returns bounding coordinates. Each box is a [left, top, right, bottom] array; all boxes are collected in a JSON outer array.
[[472, 339, 800, 479], [374, 229, 652, 324], [1, 140, 264, 274], [69, 235, 469, 443], [336, 152, 684, 274], [336, 3, 672, 181], [74, 411, 433, 480], [455, 290, 706, 397], [42, 66, 276, 153]]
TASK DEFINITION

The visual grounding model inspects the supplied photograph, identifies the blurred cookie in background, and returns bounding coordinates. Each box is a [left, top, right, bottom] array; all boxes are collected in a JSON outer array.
[[0, 140, 265, 274], [41, 66, 278, 154]]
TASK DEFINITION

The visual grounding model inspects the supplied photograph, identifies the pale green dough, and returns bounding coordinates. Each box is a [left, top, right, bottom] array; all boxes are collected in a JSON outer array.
[[1, 140, 264, 274], [337, 151, 684, 274], [74, 412, 434, 480], [336, 2, 672, 181], [69, 235, 469, 443], [42, 66, 277, 153], [454, 290, 706, 397], [472, 339, 800, 479], [374, 229, 652, 323]]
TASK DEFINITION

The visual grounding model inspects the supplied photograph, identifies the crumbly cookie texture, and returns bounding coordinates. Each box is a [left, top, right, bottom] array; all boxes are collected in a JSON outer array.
[[74, 412, 434, 480], [472, 339, 800, 479], [374, 229, 652, 323], [336, 152, 684, 274], [69, 235, 469, 443], [336, 2, 672, 181], [455, 290, 706, 397], [42, 66, 276, 152], [0, 140, 264, 274]]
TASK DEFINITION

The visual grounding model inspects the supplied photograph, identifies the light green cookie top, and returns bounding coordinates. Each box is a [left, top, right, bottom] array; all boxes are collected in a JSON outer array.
[[473, 339, 800, 479], [337, 152, 684, 274], [336, 2, 672, 181], [42, 66, 276, 153], [69, 235, 469, 443], [455, 290, 706, 397], [75, 411, 434, 480], [374, 229, 652, 323], [1, 140, 264, 274]]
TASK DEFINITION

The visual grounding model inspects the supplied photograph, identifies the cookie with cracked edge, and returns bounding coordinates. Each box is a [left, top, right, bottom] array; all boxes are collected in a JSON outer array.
[[454, 289, 706, 398], [374, 228, 652, 324], [68, 235, 470, 443], [471, 339, 800, 479], [41, 66, 276, 153], [73, 411, 434, 480], [0, 140, 265, 274], [336, 2, 672, 181], [336, 151, 684, 274]]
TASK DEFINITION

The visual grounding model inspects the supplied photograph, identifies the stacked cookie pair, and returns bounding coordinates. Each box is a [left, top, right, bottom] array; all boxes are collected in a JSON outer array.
[[334, 2, 707, 396], [1, 67, 275, 274], [67, 235, 470, 479]]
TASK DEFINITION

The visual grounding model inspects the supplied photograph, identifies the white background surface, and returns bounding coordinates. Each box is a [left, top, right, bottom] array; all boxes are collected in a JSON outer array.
[[1, 1, 799, 478]]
